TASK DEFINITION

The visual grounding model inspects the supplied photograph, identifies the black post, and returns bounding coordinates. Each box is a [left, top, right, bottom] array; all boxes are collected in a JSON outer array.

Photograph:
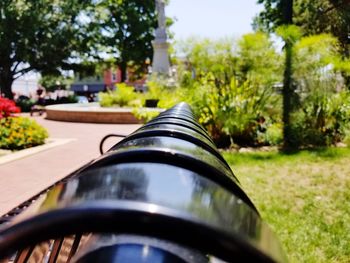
[[282, 0, 295, 150]]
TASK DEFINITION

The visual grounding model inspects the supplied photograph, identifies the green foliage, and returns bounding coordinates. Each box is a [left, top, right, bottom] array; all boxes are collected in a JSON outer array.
[[238, 32, 282, 84], [175, 35, 281, 147], [176, 38, 237, 85], [145, 81, 165, 100], [132, 108, 160, 123], [255, 0, 350, 57], [0, 0, 97, 99], [284, 34, 350, 147], [276, 25, 302, 44], [0, 117, 48, 150], [261, 122, 284, 146], [293, 0, 350, 57], [97, 0, 158, 80], [174, 33, 350, 149], [98, 80, 180, 111], [15, 97, 35, 112], [255, 0, 350, 147], [290, 91, 350, 147], [293, 34, 341, 91], [97, 81, 170, 123], [39, 75, 73, 92], [99, 83, 140, 108], [146, 80, 181, 109], [0, 0, 161, 98], [98, 31, 349, 149], [191, 75, 275, 146], [343, 133, 350, 147], [254, 0, 293, 31]]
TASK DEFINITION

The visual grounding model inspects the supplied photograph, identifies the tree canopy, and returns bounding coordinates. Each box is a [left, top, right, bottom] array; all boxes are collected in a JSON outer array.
[[97, 0, 157, 82], [0, 0, 159, 98], [254, 0, 350, 149], [0, 0, 97, 98], [254, 0, 350, 57]]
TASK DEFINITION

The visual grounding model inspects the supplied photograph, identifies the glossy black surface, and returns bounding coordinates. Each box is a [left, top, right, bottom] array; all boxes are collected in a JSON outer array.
[[108, 136, 238, 186], [157, 113, 197, 123], [120, 125, 229, 169], [143, 119, 215, 144], [136, 123, 216, 148], [158, 111, 196, 120], [65, 163, 252, 230], [74, 234, 208, 263], [159, 103, 193, 117], [0, 163, 285, 262], [53, 163, 254, 229], [75, 244, 187, 263], [154, 115, 207, 133], [0, 103, 287, 263]]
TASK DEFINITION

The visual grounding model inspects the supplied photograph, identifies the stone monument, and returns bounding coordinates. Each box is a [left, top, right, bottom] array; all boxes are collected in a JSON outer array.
[[152, 0, 170, 75]]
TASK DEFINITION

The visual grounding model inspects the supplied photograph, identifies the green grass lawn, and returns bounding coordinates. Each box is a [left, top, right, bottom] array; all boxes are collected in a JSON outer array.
[[223, 147, 350, 263]]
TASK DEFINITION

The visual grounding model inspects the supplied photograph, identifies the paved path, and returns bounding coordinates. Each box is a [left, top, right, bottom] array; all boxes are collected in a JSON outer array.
[[0, 114, 140, 216]]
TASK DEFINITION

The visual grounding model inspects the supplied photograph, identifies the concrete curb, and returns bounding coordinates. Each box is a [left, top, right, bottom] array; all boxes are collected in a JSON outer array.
[[0, 138, 76, 165]]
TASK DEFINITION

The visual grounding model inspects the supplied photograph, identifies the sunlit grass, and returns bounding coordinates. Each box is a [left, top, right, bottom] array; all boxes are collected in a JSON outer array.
[[223, 147, 350, 263]]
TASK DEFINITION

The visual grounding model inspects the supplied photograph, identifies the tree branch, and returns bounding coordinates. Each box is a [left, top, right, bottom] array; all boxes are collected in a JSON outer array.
[[13, 67, 34, 80], [11, 61, 22, 74], [323, 0, 350, 14]]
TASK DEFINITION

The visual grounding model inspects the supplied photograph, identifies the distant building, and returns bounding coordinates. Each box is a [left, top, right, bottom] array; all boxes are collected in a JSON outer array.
[[104, 68, 123, 88], [70, 68, 122, 95], [70, 67, 147, 95]]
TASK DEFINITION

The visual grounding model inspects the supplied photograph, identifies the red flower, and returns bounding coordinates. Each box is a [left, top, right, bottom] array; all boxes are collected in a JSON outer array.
[[0, 97, 21, 119]]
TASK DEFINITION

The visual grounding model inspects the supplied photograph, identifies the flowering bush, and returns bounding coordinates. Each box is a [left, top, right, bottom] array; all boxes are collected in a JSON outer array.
[[0, 117, 48, 150], [0, 97, 48, 150], [0, 97, 21, 119]]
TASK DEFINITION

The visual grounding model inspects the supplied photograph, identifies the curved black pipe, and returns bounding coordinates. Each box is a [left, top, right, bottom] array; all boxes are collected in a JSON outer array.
[[0, 201, 282, 263]]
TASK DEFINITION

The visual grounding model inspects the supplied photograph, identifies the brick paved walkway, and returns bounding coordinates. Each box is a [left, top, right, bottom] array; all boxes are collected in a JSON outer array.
[[0, 114, 140, 216]]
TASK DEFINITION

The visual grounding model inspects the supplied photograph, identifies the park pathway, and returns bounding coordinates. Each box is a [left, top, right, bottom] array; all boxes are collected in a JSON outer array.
[[0, 114, 140, 216]]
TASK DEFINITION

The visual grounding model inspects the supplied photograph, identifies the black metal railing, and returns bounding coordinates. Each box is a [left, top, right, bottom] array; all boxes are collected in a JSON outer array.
[[0, 102, 287, 263]]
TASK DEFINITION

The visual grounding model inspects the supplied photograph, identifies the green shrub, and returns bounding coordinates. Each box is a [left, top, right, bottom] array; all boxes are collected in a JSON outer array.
[[343, 132, 350, 147], [282, 33, 350, 148], [180, 73, 276, 147], [289, 110, 327, 147], [132, 108, 160, 123], [174, 35, 281, 147], [263, 123, 283, 146], [145, 80, 181, 109], [99, 83, 139, 107], [15, 98, 35, 112], [0, 117, 49, 150], [59, 95, 78, 104], [288, 91, 350, 147]]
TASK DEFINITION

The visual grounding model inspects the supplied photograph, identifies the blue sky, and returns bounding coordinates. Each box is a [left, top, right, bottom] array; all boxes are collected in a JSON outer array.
[[167, 0, 263, 39]]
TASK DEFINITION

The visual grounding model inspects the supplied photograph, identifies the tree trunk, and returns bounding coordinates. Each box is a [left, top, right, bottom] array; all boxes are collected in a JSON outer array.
[[0, 76, 14, 100], [342, 44, 350, 89], [120, 61, 127, 83], [282, 0, 294, 151], [282, 43, 294, 150]]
